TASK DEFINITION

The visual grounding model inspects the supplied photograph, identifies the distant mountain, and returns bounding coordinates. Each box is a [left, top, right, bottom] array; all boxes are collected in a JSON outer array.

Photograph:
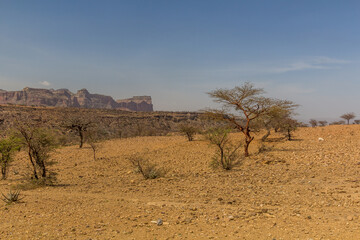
[[0, 87, 153, 112]]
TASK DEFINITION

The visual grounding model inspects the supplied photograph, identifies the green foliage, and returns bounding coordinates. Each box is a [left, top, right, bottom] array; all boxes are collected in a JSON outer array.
[[17, 126, 57, 179], [205, 128, 242, 170], [279, 117, 299, 141], [0, 136, 21, 179]]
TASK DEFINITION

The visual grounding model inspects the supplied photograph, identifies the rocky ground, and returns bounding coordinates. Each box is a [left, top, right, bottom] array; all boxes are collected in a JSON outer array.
[[1, 125, 360, 239]]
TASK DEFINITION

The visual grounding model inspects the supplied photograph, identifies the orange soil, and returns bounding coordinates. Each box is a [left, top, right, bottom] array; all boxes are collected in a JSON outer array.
[[1, 125, 360, 239]]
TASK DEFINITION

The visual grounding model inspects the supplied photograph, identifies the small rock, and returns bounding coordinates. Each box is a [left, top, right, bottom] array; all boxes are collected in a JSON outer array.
[[347, 216, 353, 221], [228, 215, 235, 221], [157, 219, 163, 226]]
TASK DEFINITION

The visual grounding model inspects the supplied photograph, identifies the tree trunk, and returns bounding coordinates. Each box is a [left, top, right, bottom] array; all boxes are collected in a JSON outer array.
[[1, 166, 6, 180], [287, 129, 291, 141], [28, 148, 38, 179], [79, 129, 84, 148], [244, 136, 254, 157], [40, 162, 46, 178]]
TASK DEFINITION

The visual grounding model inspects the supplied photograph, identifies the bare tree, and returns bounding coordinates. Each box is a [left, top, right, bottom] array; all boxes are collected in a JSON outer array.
[[309, 119, 318, 127], [318, 120, 328, 127], [86, 127, 101, 161], [340, 113, 356, 125], [63, 114, 93, 148], [206, 82, 296, 157]]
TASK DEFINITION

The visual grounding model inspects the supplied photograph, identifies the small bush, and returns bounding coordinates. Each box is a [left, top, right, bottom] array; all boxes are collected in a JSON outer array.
[[128, 154, 165, 179], [179, 124, 198, 141], [17, 126, 57, 179], [2, 190, 23, 204], [205, 128, 242, 170], [0, 135, 21, 180]]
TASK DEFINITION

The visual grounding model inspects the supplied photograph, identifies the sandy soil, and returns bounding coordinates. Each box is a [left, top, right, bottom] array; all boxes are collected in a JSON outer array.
[[1, 125, 360, 239]]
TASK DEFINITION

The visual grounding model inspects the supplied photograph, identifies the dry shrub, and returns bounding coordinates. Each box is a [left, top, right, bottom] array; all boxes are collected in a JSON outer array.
[[179, 124, 198, 141], [128, 154, 165, 179]]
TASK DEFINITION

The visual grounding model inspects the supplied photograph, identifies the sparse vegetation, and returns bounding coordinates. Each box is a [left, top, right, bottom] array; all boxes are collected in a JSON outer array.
[[17, 125, 56, 179], [205, 127, 242, 170], [179, 124, 198, 141], [340, 113, 356, 125], [309, 119, 318, 127], [2, 189, 23, 204], [257, 142, 274, 154], [206, 82, 296, 157], [0, 136, 21, 179], [280, 117, 299, 141], [330, 120, 345, 125], [63, 114, 93, 148], [128, 154, 165, 179], [318, 120, 328, 127], [86, 127, 102, 161]]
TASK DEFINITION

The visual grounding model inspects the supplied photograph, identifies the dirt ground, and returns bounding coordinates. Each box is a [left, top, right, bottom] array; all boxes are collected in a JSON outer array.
[[1, 125, 360, 239]]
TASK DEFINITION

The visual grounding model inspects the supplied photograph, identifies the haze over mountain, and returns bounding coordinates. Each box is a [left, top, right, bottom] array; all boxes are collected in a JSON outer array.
[[0, 87, 153, 112]]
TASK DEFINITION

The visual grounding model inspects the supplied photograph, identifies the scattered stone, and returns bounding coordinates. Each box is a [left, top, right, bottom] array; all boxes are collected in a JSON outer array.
[[157, 219, 163, 226], [347, 216, 353, 221]]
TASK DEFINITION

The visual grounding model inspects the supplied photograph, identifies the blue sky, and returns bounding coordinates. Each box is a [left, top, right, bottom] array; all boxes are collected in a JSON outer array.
[[1, 0, 360, 121]]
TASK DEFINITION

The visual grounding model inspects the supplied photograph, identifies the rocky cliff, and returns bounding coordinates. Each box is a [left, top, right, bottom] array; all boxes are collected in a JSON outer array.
[[0, 87, 153, 112]]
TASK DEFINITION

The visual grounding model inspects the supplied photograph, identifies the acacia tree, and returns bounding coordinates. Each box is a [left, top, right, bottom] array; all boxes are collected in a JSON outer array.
[[279, 117, 299, 141], [63, 114, 93, 148], [207, 82, 296, 157], [254, 105, 296, 141], [340, 113, 356, 125]]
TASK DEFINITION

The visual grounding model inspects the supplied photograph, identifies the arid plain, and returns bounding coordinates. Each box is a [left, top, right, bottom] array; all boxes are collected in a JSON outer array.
[[1, 125, 360, 239]]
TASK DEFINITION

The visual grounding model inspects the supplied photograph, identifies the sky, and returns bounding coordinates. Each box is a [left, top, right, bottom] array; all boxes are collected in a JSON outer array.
[[1, 0, 360, 121]]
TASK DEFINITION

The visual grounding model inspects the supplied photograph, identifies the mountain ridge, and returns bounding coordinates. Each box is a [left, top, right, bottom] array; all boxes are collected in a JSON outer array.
[[0, 87, 153, 112]]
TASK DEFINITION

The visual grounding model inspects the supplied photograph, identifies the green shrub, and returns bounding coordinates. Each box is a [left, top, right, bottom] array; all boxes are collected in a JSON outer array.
[[205, 127, 242, 170], [0, 136, 21, 179]]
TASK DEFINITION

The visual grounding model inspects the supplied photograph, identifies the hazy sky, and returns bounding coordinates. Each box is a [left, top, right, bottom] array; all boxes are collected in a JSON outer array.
[[1, 0, 360, 121]]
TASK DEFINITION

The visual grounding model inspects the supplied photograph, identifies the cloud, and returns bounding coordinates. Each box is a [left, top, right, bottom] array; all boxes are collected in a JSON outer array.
[[39, 81, 51, 86], [218, 56, 350, 75], [271, 57, 350, 73]]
